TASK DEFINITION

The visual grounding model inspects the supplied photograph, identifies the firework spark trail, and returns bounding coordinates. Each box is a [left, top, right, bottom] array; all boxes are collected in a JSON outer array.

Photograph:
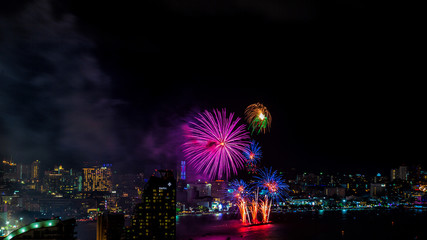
[[259, 196, 269, 223], [255, 167, 290, 223], [249, 187, 260, 224], [249, 199, 259, 224], [228, 180, 253, 224], [237, 199, 251, 224], [182, 109, 250, 180], [244, 103, 272, 134]]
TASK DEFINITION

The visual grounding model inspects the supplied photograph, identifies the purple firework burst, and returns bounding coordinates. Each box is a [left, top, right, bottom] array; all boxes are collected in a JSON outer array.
[[182, 109, 250, 180]]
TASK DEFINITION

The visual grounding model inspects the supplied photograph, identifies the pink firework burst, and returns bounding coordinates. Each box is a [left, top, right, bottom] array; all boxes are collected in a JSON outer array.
[[182, 109, 250, 180]]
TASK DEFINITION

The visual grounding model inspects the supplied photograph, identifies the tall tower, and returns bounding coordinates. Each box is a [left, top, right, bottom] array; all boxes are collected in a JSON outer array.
[[31, 160, 40, 180], [180, 161, 186, 181], [130, 169, 176, 239], [398, 165, 408, 181]]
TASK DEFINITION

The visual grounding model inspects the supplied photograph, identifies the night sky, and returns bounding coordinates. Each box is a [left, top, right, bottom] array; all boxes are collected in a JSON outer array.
[[0, 1, 424, 177]]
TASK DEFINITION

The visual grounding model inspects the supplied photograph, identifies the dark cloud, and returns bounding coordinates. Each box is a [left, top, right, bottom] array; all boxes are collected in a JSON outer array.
[[0, 0, 120, 170], [0, 1, 199, 175]]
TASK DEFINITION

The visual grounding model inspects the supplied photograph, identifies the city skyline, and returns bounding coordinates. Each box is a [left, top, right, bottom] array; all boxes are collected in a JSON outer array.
[[2, 150, 427, 239], [2, 155, 424, 180]]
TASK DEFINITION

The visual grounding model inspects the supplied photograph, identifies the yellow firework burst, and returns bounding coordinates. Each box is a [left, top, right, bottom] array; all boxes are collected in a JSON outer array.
[[244, 103, 271, 134]]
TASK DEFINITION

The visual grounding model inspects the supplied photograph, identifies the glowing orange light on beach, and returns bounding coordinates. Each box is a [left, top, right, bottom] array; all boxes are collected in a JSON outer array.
[[249, 199, 259, 224], [237, 199, 250, 224], [260, 196, 270, 223]]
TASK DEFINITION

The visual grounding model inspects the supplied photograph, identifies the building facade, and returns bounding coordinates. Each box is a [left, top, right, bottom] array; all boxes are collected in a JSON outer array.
[[31, 160, 40, 180], [370, 183, 387, 197], [83, 164, 112, 192], [129, 170, 176, 240]]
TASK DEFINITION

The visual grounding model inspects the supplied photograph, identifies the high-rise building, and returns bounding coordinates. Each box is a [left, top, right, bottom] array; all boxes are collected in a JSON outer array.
[[186, 181, 213, 204], [325, 187, 346, 198], [370, 183, 387, 197], [83, 164, 112, 192], [398, 165, 408, 181], [17, 163, 31, 181], [31, 160, 40, 180], [415, 164, 422, 182], [44, 165, 80, 196], [1, 159, 17, 182], [129, 169, 176, 240], [180, 161, 186, 180], [391, 165, 408, 181]]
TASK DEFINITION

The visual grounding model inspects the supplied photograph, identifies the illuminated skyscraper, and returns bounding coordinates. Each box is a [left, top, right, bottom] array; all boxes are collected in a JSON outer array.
[[129, 170, 176, 240], [83, 164, 112, 192], [180, 161, 186, 180], [31, 160, 40, 180]]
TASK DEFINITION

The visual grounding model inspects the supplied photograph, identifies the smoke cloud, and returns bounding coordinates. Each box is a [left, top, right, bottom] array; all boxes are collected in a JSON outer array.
[[0, 1, 120, 170]]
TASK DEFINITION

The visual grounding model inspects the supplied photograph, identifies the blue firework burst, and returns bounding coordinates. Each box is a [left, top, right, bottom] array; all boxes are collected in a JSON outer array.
[[243, 140, 262, 165], [254, 167, 290, 202]]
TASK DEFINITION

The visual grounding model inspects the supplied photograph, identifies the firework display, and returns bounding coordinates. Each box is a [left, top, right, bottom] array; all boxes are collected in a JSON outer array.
[[249, 187, 260, 224], [227, 168, 289, 225], [259, 195, 270, 223], [182, 104, 291, 226], [243, 140, 262, 173], [244, 103, 272, 134], [255, 167, 290, 202], [254, 167, 290, 223], [182, 109, 250, 180], [228, 180, 252, 224]]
